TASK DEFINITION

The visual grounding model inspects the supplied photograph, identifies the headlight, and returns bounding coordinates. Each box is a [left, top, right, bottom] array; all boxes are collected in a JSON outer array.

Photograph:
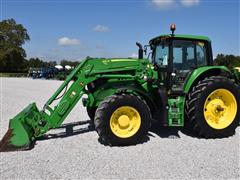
[[143, 75, 148, 81]]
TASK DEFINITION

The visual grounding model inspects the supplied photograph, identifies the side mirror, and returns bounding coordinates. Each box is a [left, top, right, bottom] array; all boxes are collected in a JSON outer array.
[[144, 45, 150, 55]]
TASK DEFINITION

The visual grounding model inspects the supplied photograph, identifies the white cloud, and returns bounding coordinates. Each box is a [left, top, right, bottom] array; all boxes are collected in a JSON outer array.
[[94, 25, 110, 32], [58, 37, 80, 46], [150, 0, 177, 10], [180, 0, 200, 7], [130, 53, 138, 58], [150, 0, 200, 10]]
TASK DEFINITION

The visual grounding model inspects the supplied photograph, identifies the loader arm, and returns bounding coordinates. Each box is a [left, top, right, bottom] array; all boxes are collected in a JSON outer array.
[[0, 59, 97, 151], [40, 62, 97, 134], [0, 57, 147, 151], [40, 58, 145, 132]]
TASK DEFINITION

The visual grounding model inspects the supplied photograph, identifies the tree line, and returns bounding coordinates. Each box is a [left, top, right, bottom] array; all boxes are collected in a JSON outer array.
[[0, 18, 239, 73], [214, 54, 240, 68]]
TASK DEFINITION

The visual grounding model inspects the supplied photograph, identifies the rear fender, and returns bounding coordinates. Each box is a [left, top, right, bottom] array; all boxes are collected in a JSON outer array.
[[184, 66, 232, 93]]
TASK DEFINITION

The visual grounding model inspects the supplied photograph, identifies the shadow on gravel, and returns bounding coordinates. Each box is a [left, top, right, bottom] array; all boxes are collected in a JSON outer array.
[[149, 125, 181, 139], [97, 135, 150, 147], [37, 120, 94, 141], [149, 123, 198, 139], [35, 120, 203, 145]]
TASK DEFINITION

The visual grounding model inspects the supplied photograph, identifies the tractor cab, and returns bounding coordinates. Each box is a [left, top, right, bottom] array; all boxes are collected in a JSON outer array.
[[149, 25, 213, 93]]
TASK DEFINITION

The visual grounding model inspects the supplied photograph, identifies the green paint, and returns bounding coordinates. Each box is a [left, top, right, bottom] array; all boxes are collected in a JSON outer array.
[[183, 66, 230, 93], [168, 97, 185, 126], [8, 103, 39, 147]]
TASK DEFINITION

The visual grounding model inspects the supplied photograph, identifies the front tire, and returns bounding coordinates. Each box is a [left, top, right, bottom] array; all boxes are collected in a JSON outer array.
[[186, 76, 240, 138], [94, 94, 151, 146]]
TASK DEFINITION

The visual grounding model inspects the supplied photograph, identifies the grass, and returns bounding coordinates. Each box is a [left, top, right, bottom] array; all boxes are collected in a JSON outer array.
[[0, 73, 27, 77]]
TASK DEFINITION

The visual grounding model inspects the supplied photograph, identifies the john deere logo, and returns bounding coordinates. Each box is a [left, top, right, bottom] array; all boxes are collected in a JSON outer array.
[[102, 60, 111, 65]]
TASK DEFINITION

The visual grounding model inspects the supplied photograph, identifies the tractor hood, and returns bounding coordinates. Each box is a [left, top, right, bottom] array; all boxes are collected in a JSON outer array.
[[81, 58, 149, 76]]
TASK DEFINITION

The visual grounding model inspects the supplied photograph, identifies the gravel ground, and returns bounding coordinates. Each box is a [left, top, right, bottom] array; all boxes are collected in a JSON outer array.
[[0, 78, 239, 179]]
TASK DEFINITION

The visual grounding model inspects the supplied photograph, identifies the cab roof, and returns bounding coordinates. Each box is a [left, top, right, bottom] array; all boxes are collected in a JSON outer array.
[[149, 34, 211, 44]]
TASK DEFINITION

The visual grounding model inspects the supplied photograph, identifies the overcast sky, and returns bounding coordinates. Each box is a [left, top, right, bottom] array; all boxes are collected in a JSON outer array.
[[1, 0, 239, 61]]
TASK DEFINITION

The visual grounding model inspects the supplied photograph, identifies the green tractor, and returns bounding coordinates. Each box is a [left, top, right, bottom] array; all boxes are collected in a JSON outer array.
[[1, 24, 239, 151]]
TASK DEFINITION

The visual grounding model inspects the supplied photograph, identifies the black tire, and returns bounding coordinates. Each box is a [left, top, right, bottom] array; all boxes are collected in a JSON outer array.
[[94, 94, 151, 146], [86, 106, 97, 120], [185, 76, 240, 138]]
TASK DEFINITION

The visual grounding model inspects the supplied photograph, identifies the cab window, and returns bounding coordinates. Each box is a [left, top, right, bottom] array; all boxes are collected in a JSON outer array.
[[196, 42, 207, 66], [155, 44, 169, 66], [173, 40, 195, 70], [173, 40, 208, 70]]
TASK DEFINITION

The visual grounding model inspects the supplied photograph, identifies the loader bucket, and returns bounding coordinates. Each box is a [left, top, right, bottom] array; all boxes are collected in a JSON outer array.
[[0, 103, 42, 152]]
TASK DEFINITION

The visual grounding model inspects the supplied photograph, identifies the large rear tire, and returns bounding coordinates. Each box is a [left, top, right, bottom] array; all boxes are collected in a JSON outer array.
[[185, 76, 240, 138], [94, 94, 151, 146]]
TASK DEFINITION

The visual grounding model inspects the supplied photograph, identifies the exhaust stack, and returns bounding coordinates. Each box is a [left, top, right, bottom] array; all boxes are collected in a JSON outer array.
[[136, 42, 143, 59]]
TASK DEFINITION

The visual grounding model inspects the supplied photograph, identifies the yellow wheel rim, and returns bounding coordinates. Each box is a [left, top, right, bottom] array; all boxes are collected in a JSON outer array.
[[110, 106, 141, 138], [204, 89, 237, 129]]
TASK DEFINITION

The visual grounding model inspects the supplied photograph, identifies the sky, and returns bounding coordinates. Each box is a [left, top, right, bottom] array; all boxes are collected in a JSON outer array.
[[1, 0, 239, 62]]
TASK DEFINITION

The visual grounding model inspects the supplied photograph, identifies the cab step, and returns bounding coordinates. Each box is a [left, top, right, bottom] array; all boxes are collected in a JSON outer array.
[[168, 97, 185, 126]]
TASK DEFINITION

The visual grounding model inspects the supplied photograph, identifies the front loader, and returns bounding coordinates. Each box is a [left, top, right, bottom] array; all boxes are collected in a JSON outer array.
[[1, 24, 239, 152]]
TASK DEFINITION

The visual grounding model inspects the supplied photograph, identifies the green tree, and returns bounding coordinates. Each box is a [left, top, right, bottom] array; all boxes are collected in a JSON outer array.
[[27, 58, 57, 68], [27, 58, 45, 68], [60, 59, 79, 67], [0, 18, 30, 72], [214, 54, 240, 68], [45, 61, 57, 67]]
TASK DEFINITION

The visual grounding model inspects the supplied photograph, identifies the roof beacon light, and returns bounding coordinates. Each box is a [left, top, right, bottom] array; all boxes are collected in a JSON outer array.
[[170, 24, 176, 36]]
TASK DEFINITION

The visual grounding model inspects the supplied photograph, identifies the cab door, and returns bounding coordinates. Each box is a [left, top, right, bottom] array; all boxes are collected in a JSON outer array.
[[153, 42, 170, 86], [170, 39, 208, 92]]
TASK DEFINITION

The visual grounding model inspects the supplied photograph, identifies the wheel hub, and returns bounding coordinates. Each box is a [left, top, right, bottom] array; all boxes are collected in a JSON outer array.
[[208, 99, 225, 116], [110, 106, 141, 138], [118, 115, 130, 128], [204, 89, 237, 129], [216, 105, 224, 112]]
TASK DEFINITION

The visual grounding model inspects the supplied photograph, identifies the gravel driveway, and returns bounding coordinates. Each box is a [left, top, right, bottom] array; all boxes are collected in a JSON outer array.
[[0, 78, 239, 179]]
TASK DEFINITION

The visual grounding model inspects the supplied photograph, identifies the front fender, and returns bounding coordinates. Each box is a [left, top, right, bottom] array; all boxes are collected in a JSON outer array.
[[88, 80, 143, 107]]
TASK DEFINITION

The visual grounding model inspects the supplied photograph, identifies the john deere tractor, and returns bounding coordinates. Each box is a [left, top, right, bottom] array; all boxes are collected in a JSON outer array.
[[1, 24, 239, 151]]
